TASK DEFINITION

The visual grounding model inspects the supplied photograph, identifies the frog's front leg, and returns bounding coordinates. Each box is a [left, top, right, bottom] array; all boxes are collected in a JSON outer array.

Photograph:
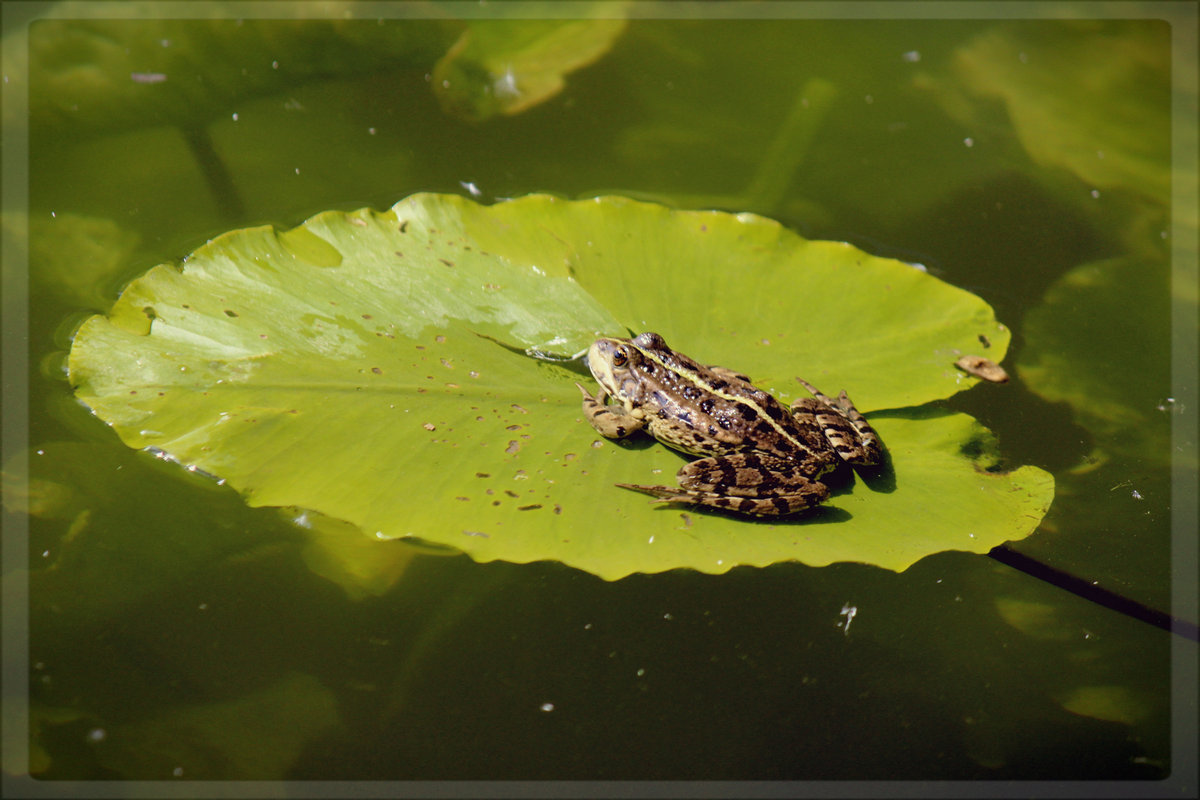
[[618, 452, 830, 516], [793, 378, 883, 466], [576, 383, 646, 440]]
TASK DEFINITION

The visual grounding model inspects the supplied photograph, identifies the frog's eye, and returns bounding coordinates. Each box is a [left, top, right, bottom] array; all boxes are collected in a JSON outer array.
[[611, 348, 629, 367]]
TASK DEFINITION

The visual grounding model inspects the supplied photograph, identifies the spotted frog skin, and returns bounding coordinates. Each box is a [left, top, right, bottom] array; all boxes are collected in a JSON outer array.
[[576, 332, 883, 516]]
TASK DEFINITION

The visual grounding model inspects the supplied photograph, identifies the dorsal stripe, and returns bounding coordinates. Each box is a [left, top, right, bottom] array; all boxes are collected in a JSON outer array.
[[631, 343, 806, 452]]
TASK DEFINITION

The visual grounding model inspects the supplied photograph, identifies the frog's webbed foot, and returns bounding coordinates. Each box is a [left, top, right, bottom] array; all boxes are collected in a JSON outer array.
[[793, 378, 883, 466]]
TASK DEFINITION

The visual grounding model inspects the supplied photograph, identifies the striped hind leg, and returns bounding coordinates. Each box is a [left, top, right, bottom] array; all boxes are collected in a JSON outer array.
[[793, 378, 883, 466]]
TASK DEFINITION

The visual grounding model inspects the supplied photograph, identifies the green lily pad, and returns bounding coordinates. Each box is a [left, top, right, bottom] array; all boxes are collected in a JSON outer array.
[[68, 193, 1052, 579]]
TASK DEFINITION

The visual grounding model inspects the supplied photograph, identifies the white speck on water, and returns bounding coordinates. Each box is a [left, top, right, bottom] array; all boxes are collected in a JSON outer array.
[[648, 535, 655, 544], [839, 603, 857, 634], [1091, 189, 1101, 199], [539, 702, 554, 712], [902, 50, 921, 62], [86, 728, 106, 743], [964, 137, 975, 148], [636, 668, 646, 677], [172, 767, 184, 777], [1131, 490, 1143, 500], [459, 181, 483, 197], [231, 112, 238, 122]]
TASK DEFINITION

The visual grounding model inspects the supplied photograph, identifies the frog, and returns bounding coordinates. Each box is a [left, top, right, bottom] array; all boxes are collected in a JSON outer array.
[[576, 332, 883, 516]]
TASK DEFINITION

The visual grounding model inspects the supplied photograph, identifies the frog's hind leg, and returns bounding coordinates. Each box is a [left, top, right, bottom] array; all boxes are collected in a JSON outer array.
[[615, 482, 827, 517], [616, 452, 830, 516], [793, 378, 883, 466]]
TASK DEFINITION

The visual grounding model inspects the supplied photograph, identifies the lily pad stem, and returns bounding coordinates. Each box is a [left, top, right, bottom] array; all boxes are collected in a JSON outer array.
[[181, 124, 246, 222]]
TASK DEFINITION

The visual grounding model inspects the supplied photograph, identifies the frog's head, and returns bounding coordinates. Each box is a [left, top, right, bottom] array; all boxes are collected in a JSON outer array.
[[586, 332, 668, 402]]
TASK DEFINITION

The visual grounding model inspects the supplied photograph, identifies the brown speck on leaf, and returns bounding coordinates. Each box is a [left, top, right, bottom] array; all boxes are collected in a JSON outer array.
[[518, 504, 542, 511], [564, 453, 578, 462], [506, 424, 522, 431], [440, 358, 453, 368], [978, 333, 992, 348], [591, 440, 604, 448], [680, 513, 694, 528], [504, 490, 519, 498], [399, 221, 409, 233], [435, 335, 446, 344], [475, 472, 490, 478], [446, 382, 460, 389], [455, 496, 470, 502], [505, 440, 520, 454], [371, 367, 383, 375], [349, 216, 367, 227], [955, 355, 1009, 383], [423, 422, 436, 431], [439, 258, 454, 267], [463, 530, 489, 537], [553, 504, 562, 515], [511, 404, 528, 414], [223, 309, 238, 317], [395, 251, 404, 258], [483, 283, 501, 290], [362, 313, 372, 320]]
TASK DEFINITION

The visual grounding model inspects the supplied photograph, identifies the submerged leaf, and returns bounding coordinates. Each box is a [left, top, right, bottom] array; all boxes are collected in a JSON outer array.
[[433, 10, 629, 121], [69, 193, 1051, 579], [949, 21, 1170, 202], [92, 671, 341, 779]]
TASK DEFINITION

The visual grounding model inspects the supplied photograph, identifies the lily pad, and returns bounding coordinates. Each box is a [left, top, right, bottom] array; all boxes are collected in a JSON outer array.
[[68, 193, 1052, 579]]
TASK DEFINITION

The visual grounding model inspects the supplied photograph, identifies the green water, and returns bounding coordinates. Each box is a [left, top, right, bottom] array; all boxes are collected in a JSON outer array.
[[9, 10, 1191, 782]]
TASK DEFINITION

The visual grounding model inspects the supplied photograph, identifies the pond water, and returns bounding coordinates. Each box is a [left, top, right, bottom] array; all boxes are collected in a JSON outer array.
[[7, 6, 1193, 785]]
